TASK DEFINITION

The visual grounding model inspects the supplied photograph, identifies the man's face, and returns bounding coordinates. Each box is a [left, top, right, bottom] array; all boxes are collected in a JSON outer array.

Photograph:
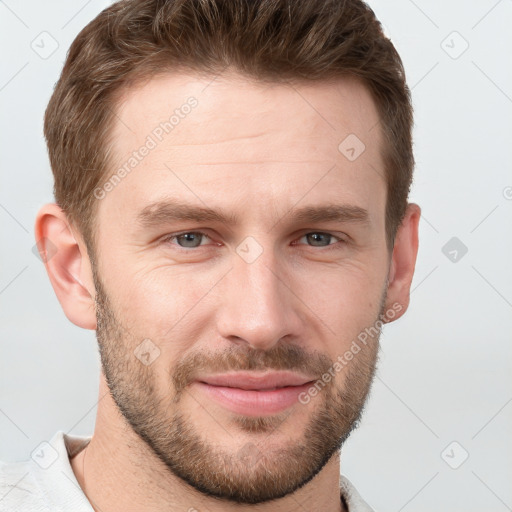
[[92, 72, 391, 504]]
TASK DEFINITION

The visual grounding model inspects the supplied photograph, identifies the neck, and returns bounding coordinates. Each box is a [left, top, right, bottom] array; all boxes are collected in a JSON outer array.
[[70, 378, 346, 512]]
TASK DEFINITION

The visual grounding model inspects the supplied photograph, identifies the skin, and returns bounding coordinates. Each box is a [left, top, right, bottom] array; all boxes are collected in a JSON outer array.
[[35, 71, 420, 512]]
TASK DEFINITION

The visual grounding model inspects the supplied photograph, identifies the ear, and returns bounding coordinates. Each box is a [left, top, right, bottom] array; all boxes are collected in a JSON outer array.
[[383, 203, 421, 323], [34, 203, 97, 329]]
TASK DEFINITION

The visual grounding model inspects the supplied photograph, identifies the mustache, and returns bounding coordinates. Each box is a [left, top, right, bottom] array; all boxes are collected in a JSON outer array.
[[171, 343, 334, 397]]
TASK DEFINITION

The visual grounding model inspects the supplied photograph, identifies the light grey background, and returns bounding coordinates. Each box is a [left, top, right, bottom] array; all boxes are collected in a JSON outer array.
[[1, 1, 511, 510]]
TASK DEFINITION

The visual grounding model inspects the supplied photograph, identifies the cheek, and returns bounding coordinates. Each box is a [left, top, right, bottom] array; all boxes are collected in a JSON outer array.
[[296, 263, 385, 360], [300, 259, 384, 315], [109, 263, 223, 349], [114, 253, 383, 324]]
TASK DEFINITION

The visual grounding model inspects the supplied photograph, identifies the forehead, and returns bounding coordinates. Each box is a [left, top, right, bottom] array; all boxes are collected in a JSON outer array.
[[112, 71, 382, 155], [99, 71, 385, 232]]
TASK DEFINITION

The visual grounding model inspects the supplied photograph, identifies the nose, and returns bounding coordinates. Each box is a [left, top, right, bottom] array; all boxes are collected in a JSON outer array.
[[215, 242, 303, 351]]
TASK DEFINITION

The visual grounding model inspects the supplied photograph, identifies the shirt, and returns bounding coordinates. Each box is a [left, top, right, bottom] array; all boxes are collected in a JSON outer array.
[[0, 431, 375, 511]]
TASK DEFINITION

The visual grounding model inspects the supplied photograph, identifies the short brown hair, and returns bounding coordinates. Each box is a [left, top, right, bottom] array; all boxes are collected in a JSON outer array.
[[44, 0, 414, 255]]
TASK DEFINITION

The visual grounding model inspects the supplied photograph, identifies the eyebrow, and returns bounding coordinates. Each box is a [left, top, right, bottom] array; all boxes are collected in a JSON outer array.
[[136, 199, 370, 230]]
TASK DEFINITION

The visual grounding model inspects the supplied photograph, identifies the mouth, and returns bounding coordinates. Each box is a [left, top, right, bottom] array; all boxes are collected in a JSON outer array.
[[198, 370, 315, 389], [192, 371, 316, 416]]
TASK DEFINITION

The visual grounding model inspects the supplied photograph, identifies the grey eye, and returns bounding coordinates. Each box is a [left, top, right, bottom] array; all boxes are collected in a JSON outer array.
[[302, 233, 336, 247], [175, 232, 207, 248]]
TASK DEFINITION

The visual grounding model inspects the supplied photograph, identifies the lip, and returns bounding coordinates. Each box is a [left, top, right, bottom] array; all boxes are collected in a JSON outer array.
[[198, 371, 315, 390], [192, 371, 316, 416]]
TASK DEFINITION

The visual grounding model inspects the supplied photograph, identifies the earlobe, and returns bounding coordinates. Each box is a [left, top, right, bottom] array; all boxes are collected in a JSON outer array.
[[34, 203, 97, 330], [383, 203, 421, 323]]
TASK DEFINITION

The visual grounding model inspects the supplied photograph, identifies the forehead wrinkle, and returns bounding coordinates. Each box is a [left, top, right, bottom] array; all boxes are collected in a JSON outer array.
[[165, 130, 273, 147], [168, 160, 334, 166]]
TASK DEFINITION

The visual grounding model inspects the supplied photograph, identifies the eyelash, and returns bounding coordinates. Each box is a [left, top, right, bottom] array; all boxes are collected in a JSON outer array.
[[161, 231, 347, 252]]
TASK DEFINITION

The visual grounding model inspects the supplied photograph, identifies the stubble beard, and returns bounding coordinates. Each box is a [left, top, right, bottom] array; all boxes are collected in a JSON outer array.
[[92, 263, 383, 504]]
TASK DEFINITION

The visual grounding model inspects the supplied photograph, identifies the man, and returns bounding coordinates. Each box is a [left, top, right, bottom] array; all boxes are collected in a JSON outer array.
[[1, 0, 420, 510]]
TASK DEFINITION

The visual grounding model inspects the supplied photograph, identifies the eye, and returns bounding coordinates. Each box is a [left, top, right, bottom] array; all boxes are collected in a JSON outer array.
[[162, 231, 346, 250], [294, 232, 346, 249], [162, 231, 212, 249]]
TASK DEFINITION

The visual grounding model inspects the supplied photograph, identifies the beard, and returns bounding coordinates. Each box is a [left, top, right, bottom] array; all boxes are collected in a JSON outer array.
[[92, 262, 383, 505]]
